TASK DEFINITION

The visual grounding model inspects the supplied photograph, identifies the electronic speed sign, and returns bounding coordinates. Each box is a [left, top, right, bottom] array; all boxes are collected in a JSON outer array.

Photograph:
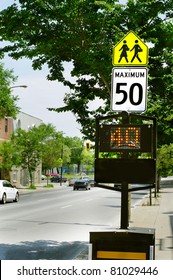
[[111, 67, 148, 112], [99, 124, 153, 153]]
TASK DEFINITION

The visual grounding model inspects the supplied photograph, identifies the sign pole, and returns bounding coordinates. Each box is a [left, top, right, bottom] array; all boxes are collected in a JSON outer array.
[[120, 181, 129, 229], [120, 111, 130, 229]]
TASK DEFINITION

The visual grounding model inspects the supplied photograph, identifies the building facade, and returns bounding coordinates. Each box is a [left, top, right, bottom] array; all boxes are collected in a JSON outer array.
[[0, 112, 43, 187], [0, 117, 13, 142]]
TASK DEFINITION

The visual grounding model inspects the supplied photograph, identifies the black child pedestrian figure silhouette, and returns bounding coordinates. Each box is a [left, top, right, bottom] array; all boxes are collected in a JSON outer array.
[[118, 40, 129, 63], [130, 40, 142, 63]]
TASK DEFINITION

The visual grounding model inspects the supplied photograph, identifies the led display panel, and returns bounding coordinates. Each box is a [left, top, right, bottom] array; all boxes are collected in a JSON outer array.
[[100, 124, 152, 152]]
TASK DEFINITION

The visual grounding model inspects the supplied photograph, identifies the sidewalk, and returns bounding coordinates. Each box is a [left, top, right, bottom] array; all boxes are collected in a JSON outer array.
[[130, 177, 173, 260]]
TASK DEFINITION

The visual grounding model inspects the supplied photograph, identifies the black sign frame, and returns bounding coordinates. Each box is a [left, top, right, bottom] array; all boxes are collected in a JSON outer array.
[[95, 112, 157, 186], [100, 124, 153, 153]]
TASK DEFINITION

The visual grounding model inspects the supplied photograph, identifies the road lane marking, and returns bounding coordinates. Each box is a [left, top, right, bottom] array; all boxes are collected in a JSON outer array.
[[61, 204, 72, 209]]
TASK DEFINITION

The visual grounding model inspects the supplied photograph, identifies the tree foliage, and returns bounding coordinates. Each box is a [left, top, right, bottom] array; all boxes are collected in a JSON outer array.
[[11, 123, 58, 185], [81, 149, 94, 174], [157, 144, 173, 177], [0, 63, 19, 118], [11, 123, 82, 184], [12, 128, 43, 186], [64, 136, 84, 173], [41, 131, 71, 172], [0, 141, 15, 180], [0, 0, 172, 144]]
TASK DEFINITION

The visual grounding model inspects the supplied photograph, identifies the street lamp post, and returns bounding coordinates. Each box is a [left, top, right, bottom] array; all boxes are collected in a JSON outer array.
[[10, 85, 28, 89]]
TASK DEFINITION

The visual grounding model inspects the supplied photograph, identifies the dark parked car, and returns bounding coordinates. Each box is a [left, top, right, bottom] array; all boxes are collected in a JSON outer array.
[[73, 179, 90, 190], [87, 178, 94, 187], [50, 175, 67, 183], [80, 176, 94, 187]]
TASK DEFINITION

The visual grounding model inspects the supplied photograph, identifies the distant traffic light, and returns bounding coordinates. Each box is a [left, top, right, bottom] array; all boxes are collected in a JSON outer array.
[[86, 142, 90, 151]]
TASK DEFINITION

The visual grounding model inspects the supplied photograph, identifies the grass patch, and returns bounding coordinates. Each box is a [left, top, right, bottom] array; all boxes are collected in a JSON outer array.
[[64, 173, 94, 180], [44, 184, 54, 188], [26, 185, 37, 190]]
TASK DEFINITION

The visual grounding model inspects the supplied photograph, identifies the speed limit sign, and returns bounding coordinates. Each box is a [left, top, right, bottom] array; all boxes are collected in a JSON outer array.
[[111, 67, 148, 112]]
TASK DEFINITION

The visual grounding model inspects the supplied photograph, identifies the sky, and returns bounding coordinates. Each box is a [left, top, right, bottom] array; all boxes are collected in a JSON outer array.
[[0, 0, 127, 138]]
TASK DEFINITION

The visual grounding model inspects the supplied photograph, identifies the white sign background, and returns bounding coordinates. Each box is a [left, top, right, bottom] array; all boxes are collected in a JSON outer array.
[[111, 67, 148, 112]]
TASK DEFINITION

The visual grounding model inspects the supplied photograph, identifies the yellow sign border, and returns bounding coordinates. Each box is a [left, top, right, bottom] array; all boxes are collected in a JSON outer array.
[[112, 30, 149, 66]]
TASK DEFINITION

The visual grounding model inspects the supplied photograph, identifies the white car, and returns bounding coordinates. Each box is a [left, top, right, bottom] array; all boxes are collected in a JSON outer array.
[[80, 176, 90, 180], [0, 180, 19, 204]]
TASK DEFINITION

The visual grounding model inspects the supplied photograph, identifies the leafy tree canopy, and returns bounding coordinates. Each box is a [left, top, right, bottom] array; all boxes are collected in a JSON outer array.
[[0, 63, 19, 118], [64, 136, 84, 173], [157, 143, 173, 177], [0, 0, 172, 144], [0, 141, 15, 180], [11, 123, 58, 185]]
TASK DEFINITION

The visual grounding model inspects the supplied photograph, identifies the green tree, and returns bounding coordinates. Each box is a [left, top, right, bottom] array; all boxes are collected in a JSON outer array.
[[42, 132, 71, 173], [156, 144, 173, 189], [11, 128, 43, 186], [81, 150, 94, 174], [64, 136, 84, 173], [157, 144, 173, 178], [11, 123, 58, 186], [0, 63, 19, 118], [0, 141, 15, 180], [0, 0, 172, 144]]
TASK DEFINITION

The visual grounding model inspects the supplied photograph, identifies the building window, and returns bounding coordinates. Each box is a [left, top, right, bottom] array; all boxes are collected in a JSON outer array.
[[5, 118, 8, 133], [13, 170, 17, 183], [17, 119, 21, 129]]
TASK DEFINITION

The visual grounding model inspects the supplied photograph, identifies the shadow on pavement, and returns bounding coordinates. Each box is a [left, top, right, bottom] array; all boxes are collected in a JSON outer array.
[[0, 240, 88, 260]]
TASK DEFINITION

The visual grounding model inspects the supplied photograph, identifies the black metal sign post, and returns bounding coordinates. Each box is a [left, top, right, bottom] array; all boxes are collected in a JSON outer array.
[[121, 181, 129, 229], [121, 112, 130, 229], [94, 112, 157, 230]]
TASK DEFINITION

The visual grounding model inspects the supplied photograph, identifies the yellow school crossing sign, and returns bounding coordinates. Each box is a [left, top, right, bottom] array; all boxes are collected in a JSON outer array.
[[113, 31, 149, 66]]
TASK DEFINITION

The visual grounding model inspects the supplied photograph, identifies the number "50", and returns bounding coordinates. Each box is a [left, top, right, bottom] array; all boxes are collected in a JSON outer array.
[[115, 83, 143, 105]]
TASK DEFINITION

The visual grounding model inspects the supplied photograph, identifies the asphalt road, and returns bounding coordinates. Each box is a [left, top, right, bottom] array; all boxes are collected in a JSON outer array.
[[0, 185, 148, 259]]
